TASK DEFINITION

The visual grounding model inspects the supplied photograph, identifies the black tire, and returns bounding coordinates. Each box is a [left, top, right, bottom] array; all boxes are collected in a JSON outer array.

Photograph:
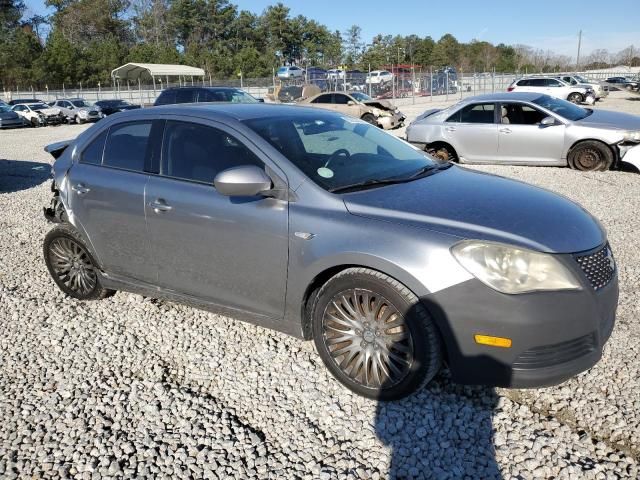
[[426, 142, 458, 163], [567, 92, 583, 103], [361, 113, 377, 126], [43, 224, 114, 300], [75, 115, 83, 124], [568, 140, 613, 171], [311, 268, 442, 400]]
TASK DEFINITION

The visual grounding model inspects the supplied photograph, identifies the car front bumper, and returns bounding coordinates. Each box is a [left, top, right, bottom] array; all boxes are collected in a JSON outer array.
[[424, 245, 618, 388], [620, 143, 640, 170], [377, 112, 405, 130]]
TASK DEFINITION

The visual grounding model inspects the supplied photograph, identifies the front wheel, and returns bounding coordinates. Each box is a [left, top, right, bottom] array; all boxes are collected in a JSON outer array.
[[567, 92, 584, 103], [568, 141, 613, 171], [361, 113, 377, 126], [312, 268, 442, 400], [43, 224, 114, 300], [75, 115, 84, 124]]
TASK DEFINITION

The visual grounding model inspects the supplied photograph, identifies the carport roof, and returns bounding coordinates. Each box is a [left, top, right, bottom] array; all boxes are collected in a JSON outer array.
[[111, 63, 205, 81]]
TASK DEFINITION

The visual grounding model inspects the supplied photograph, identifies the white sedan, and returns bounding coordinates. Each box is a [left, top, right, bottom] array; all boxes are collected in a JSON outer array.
[[11, 103, 65, 127]]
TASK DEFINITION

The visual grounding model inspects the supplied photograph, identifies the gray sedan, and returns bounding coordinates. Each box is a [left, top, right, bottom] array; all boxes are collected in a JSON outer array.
[[42, 104, 617, 400], [406, 92, 640, 171]]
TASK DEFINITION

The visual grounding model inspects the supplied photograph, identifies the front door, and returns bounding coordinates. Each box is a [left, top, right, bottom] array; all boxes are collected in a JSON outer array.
[[497, 102, 565, 164], [145, 119, 289, 319], [67, 120, 157, 281]]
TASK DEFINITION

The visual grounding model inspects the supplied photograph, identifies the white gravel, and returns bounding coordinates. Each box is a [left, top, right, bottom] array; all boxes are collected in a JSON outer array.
[[1, 92, 639, 479]]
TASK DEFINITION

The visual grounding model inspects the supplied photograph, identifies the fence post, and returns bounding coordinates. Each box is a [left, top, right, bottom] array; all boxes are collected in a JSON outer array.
[[430, 67, 433, 102], [412, 65, 415, 105], [46, 85, 49, 101], [368, 63, 371, 97], [460, 70, 463, 99], [446, 72, 449, 101]]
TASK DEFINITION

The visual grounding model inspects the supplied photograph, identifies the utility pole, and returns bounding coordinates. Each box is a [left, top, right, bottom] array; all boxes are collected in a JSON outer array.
[[576, 30, 582, 72]]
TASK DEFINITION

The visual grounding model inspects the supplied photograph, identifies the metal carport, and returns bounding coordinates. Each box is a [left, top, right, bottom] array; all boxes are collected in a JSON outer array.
[[110, 63, 206, 100]]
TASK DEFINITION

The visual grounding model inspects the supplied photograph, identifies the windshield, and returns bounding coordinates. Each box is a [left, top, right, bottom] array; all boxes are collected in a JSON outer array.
[[574, 75, 591, 83], [30, 104, 49, 111], [71, 100, 90, 108], [229, 90, 258, 103], [0, 105, 11, 112], [244, 112, 436, 192], [531, 95, 590, 121], [350, 92, 372, 102]]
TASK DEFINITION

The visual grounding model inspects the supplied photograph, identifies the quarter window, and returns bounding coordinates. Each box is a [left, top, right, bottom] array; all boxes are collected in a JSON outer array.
[[81, 130, 108, 165], [103, 122, 152, 171], [161, 121, 263, 184]]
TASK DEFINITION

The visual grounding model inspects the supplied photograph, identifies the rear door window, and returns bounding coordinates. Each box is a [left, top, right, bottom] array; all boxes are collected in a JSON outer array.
[[81, 130, 108, 165], [103, 122, 152, 171], [447, 103, 495, 123], [175, 89, 196, 104]]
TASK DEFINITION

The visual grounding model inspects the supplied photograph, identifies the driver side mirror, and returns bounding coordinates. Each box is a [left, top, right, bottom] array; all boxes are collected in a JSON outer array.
[[214, 165, 272, 197], [347, 100, 355, 106], [540, 116, 557, 127]]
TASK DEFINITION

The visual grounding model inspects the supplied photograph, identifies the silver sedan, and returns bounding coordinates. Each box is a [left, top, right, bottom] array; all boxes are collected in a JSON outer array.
[[406, 92, 640, 171]]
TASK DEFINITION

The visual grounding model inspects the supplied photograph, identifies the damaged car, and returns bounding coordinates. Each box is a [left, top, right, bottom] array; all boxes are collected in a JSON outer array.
[[406, 92, 640, 172], [300, 91, 405, 129], [11, 102, 65, 127]]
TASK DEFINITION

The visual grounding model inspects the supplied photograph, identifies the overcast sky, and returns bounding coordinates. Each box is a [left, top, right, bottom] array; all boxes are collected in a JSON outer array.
[[24, 0, 639, 60]]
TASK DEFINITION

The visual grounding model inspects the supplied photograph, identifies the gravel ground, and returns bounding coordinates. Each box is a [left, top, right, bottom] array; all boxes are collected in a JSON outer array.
[[1, 92, 639, 479]]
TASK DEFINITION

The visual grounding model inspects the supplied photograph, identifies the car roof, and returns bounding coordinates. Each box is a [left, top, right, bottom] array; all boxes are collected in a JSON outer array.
[[457, 92, 545, 102], [148, 103, 340, 122], [161, 86, 241, 91]]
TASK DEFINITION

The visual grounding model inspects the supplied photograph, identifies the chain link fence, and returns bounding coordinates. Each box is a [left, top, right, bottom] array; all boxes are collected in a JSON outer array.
[[2, 69, 637, 107]]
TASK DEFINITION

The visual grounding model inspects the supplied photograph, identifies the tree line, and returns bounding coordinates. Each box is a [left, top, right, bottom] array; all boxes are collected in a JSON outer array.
[[1, 0, 639, 89]]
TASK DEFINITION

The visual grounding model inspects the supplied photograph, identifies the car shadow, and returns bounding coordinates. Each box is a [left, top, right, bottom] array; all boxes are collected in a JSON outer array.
[[374, 300, 504, 478], [0, 159, 51, 193]]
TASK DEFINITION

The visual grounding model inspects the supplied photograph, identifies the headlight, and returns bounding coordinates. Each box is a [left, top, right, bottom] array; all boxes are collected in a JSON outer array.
[[451, 241, 582, 294], [623, 131, 640, 142], [78, 110, 88, 117]]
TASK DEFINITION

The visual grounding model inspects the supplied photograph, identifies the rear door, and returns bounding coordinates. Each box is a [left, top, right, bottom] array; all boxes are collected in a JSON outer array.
[[67, 120, 160, 282], [443, 102, 498, 162], [144, 118, 289, 319], [496, 102, 565, 164]]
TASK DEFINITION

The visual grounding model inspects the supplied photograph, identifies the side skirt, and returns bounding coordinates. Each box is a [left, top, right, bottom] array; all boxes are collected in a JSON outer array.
[[100, 272, 305, 339]]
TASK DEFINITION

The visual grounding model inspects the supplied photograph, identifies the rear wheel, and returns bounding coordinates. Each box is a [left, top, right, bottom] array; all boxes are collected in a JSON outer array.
[[567, 92, 584, 103], [312, 268, 442, 400], [426, 143, 458, 163], [43, 224, 114, 300], [568, 141, 613, 171]]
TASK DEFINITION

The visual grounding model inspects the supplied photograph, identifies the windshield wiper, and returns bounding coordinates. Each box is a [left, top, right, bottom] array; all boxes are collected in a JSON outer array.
[[329, 163, 450, 193]]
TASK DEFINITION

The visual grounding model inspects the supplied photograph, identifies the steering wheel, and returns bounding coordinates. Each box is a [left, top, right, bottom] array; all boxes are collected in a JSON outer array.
[[324, 148, 351, 169]]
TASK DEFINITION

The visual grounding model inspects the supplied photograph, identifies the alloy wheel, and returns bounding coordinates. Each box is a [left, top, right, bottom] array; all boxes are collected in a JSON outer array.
[[321, 288, 414, 389], [47, 237, 98, 295]]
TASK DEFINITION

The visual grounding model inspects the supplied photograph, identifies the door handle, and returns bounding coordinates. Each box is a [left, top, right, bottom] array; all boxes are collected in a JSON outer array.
[[149, 199, 172, 213], [71, 183, 90, 195], [445, 126, 456, 132], [499, 128, 512, 134]]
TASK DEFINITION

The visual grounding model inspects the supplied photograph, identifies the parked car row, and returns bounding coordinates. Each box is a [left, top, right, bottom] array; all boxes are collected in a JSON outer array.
[[0, 97, 141, 129]]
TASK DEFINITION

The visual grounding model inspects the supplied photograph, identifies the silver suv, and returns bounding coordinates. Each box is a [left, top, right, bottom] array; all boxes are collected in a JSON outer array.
[[508, 77, 595, 104], [50, 98, 103, 124], [43, 104, 618, 400]]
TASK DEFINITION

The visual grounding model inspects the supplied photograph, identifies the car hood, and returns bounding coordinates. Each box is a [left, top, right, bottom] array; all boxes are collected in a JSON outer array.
[[362, 99, 395, 111], [343, 166, 604, 254], [575, 109, 640, 130], [34, 108, 61, 115], [0, 111, 19, 120]]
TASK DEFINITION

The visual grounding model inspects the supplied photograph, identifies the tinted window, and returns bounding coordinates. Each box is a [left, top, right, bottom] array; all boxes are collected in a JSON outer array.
[[545, 79, 563, 87], [333, 94, 351, 105], [175, 89, 196, 104], [516, 79, 530, 86], [162, 121, 263, 184], [312, 94, 333, 104], [155, 90, 176, 106], [103, 122, 152, 171], [81, 130, 108, 165], [447, 103, 495, 123]]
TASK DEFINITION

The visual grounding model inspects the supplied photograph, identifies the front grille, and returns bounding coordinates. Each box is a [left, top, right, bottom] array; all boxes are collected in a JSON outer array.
[[575, 244, 615, 290], [514, 333, 597, 369], [88, 111, 98, 116]]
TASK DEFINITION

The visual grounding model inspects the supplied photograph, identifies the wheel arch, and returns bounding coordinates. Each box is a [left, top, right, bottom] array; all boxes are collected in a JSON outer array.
[[298, 259, 434, 340]]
